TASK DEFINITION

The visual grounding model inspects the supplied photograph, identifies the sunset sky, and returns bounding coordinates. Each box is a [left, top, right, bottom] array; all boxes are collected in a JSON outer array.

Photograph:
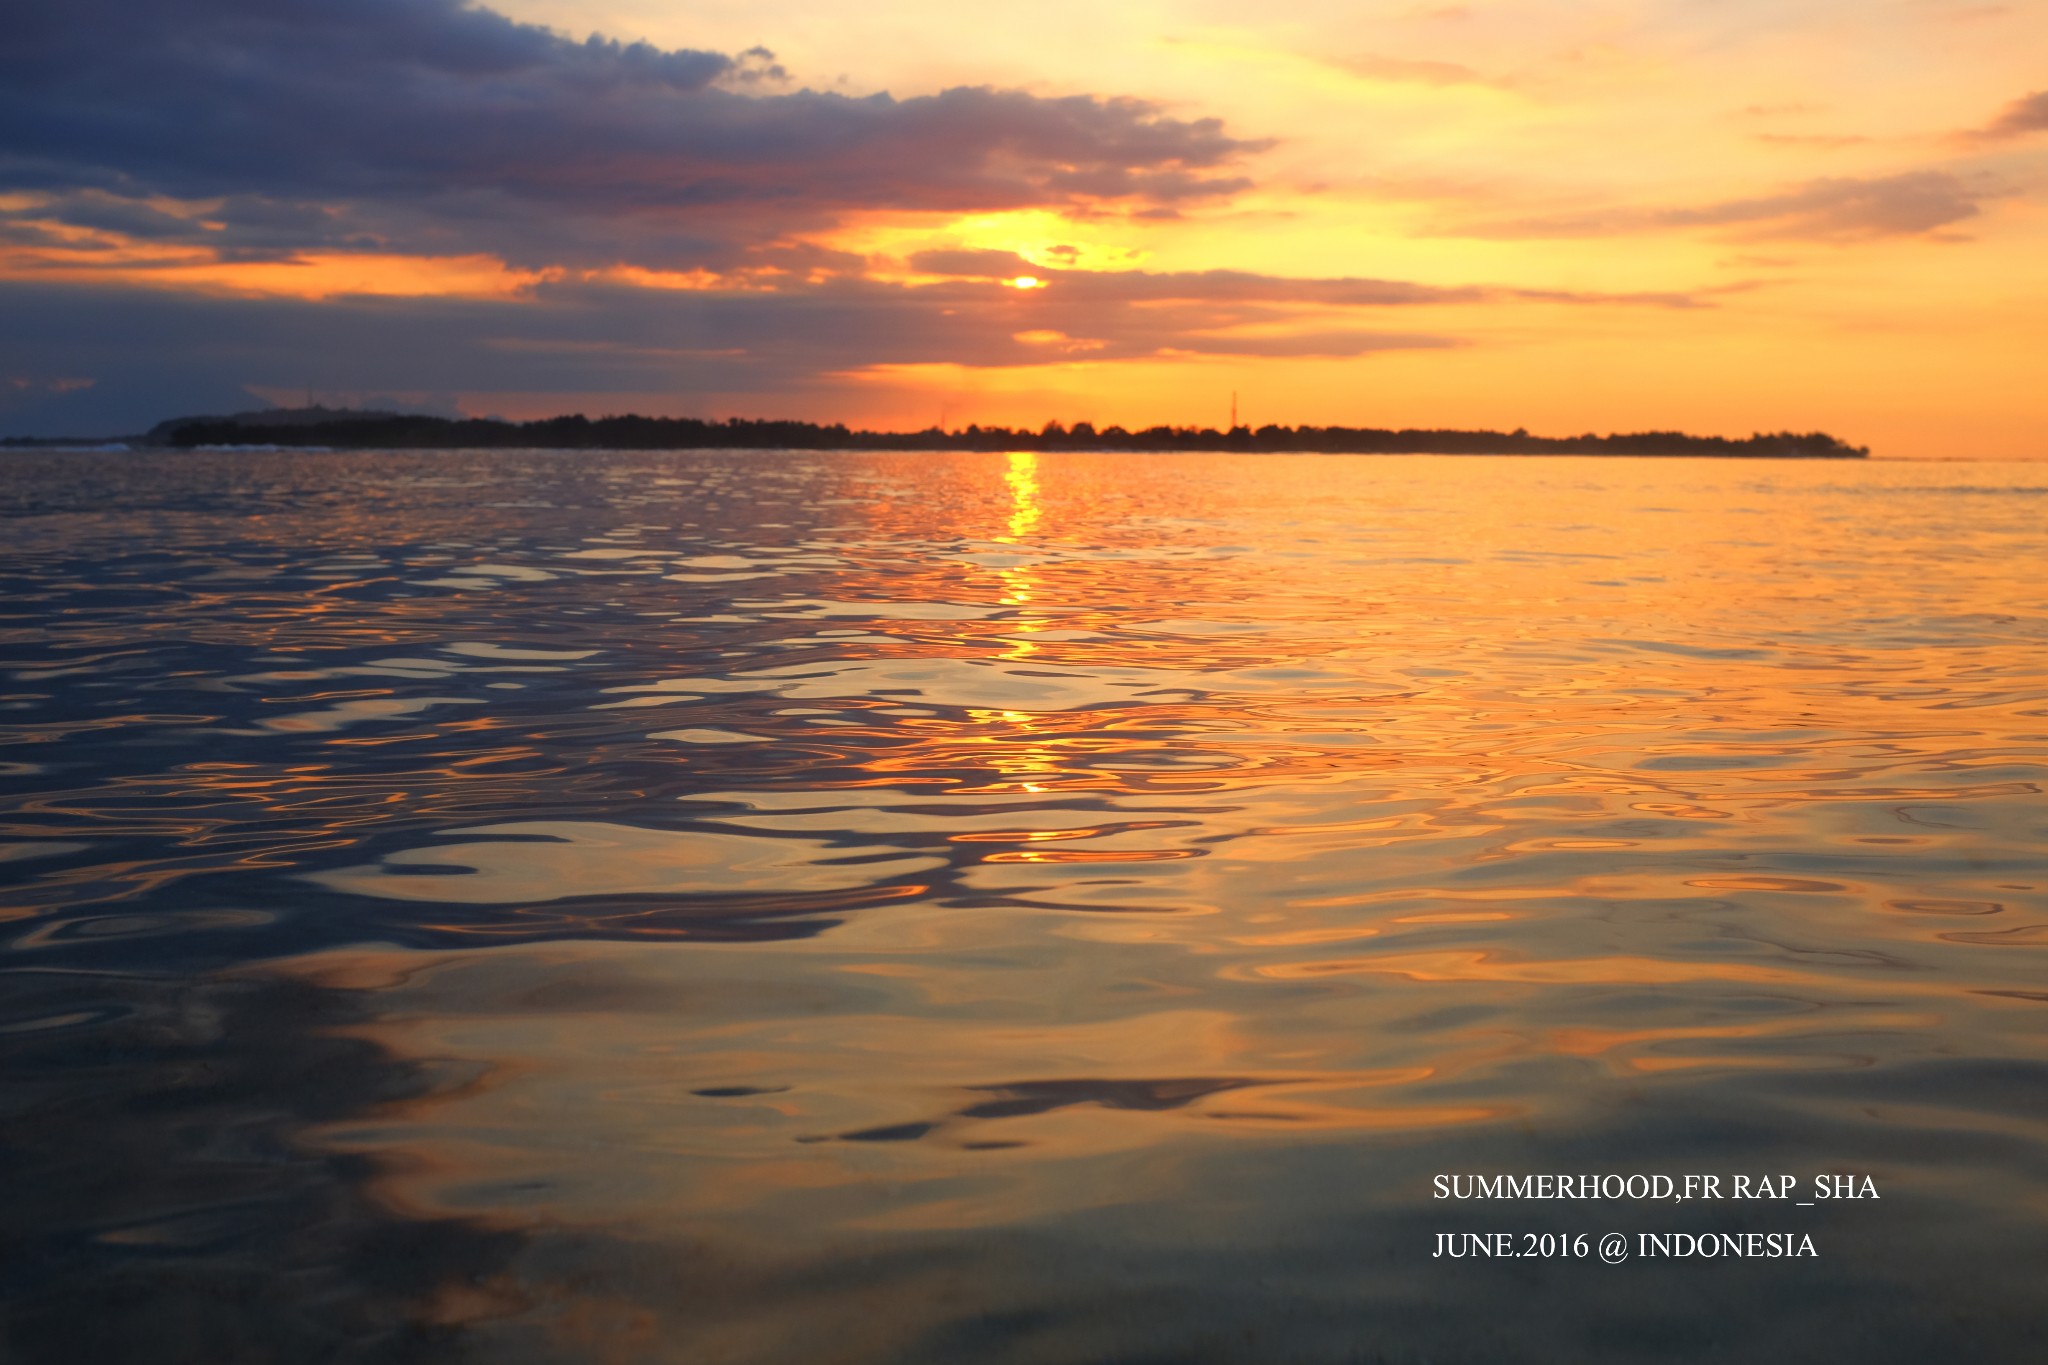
[[4, 0, 2044, 455]]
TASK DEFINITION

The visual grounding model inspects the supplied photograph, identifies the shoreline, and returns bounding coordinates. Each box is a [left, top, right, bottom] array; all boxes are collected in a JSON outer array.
[[2, 408, 1872, 459], [0, 441, 1871, 459]]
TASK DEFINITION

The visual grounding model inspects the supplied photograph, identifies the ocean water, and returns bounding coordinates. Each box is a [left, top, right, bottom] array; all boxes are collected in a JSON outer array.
[[2, 448, 2045, 1363]]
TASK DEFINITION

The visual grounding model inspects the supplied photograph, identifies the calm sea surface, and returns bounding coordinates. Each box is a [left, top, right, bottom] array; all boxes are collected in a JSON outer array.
[[3, 449, 2046, 1363]]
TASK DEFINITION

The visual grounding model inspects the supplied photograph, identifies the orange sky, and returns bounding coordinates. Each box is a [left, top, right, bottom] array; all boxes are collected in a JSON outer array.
[[4, 0, 2044, 454]]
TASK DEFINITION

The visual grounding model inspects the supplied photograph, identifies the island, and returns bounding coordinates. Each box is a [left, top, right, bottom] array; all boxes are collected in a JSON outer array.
[[9, 408, 1871, 458]]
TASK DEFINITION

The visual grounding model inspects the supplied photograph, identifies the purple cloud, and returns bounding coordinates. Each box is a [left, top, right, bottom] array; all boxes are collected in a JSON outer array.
[[1965, 90, 2048, 142], [1446, 171, 1989, 242], [906, 251, 1710, 308], [1, 0, 1265, 271]]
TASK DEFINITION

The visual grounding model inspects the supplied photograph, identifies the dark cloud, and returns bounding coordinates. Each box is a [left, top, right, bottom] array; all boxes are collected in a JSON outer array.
[[0, 0, 1264, 271], [1446, 171, 1988, 241], [910, 250, 1056, 278], [1, 239, 1733, 434], [0, 0, 1737, 435], [0, 271, 1473, 435]]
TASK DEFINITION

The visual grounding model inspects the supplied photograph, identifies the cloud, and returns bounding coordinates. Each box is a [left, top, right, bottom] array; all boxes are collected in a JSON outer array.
[[0, 0, 1739, 437], [0, 0, 1266, 272], [0, 240, 1736, 433], [1447, 171, 1988, 242], [0, 273, 1471, 433], [1962, 90, 2048, 143], [1666, 172, 1985, 238], [906, 251, 1711, 309]]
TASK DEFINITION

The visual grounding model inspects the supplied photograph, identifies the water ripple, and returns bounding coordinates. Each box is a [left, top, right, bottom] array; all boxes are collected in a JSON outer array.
[[4, 449, 2047, 1360]]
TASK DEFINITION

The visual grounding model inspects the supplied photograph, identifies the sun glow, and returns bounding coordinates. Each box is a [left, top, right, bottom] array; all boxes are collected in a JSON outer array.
[[1008, 276, 1046, 290]]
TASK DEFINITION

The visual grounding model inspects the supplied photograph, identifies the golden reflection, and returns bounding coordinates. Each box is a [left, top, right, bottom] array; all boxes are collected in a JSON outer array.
[[956, 452, 1061, 791], [994, 456, 1041, 674], [996, 451, 1041, 553], [953, 709, 1062, 793], [996, 451, 1040, 544]]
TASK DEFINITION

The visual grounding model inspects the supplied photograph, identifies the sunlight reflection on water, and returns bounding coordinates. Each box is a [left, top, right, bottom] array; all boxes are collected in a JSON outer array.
[[3, 449, 2047, 1362]]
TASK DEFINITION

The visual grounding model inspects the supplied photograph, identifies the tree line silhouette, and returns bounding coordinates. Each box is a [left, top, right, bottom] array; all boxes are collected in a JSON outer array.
[[151, 411, 1870, 457]]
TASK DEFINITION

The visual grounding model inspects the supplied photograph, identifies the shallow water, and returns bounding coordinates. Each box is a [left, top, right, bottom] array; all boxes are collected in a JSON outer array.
[[3, 448, 2046, 1363]]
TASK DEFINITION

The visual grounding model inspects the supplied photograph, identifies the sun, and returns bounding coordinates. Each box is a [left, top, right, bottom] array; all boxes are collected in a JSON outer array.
[[1007, 275, 1046, 290]]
